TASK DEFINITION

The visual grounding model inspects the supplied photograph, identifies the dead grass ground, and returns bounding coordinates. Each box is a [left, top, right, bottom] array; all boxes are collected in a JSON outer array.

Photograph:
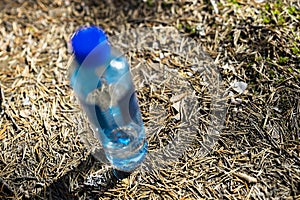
[[0, 0, 299, 199]]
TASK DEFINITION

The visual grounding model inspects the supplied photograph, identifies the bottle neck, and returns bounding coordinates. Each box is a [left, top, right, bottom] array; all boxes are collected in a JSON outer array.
[[75, 41, 112, 69]]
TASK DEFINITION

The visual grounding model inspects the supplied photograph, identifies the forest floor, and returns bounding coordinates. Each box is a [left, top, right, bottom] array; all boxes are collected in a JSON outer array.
[[0, 0, 299, 199]]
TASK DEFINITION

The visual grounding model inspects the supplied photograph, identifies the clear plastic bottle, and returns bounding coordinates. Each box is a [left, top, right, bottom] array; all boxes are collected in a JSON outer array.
[[69, 26, 147, 172]]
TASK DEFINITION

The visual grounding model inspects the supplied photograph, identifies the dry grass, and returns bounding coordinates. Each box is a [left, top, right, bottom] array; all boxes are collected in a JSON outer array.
[[0, 0, 299, 199]]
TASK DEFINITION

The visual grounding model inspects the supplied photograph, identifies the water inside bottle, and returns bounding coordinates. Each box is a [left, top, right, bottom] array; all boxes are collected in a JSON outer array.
[[72, 55, 147, 171]]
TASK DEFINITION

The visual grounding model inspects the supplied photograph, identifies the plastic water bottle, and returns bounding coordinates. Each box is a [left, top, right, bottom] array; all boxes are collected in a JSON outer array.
[[69, 26, 148, 172]]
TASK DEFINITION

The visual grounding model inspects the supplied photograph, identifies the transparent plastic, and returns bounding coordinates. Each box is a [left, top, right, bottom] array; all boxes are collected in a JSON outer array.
[[69, 26, 147, 172]]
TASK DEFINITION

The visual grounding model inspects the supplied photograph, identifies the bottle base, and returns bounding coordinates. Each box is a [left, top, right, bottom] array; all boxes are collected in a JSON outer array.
[[106, 140, 148, 172]]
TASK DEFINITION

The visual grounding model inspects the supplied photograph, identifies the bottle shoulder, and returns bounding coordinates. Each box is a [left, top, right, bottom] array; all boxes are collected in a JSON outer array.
[[68, 49, 133, 100]]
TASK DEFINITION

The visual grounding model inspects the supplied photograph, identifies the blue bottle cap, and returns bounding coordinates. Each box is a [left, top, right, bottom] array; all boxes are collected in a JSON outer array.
[[71, 26, 111, 67]]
